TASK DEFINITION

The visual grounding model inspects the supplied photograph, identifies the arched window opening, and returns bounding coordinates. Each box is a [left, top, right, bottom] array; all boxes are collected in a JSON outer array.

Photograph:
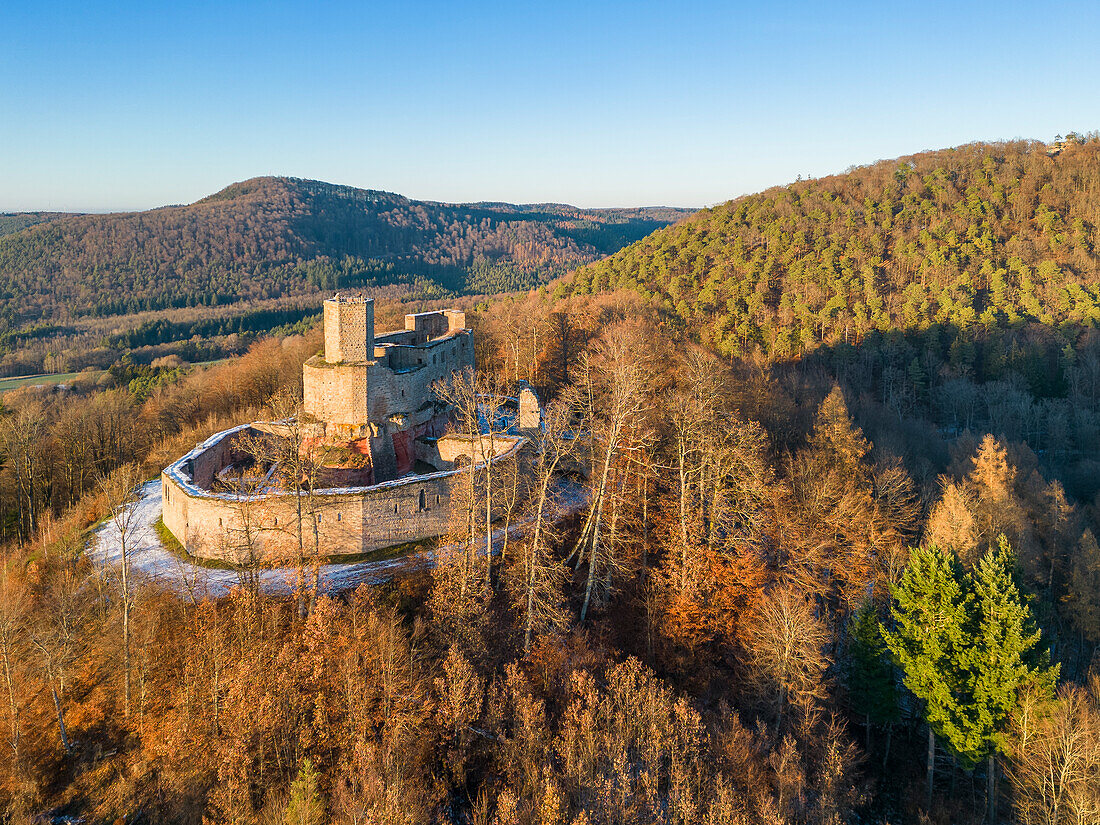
[[418, 490, 426, 512]]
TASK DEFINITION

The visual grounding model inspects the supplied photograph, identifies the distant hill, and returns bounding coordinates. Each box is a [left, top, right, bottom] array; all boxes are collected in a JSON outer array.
[[562, 138, 1100, 357], [0, 212, 76, 238], [0, 177, 692, 320]]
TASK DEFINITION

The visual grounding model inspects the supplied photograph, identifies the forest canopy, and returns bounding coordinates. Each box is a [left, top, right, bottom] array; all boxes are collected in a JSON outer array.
[[563, 138, 1100, 358], [0, 177, 690, 320]]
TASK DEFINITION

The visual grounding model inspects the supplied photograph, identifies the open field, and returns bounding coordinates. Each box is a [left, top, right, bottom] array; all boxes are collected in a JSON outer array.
[[0, 369, 99, 392], [0, 358, 229, 394]]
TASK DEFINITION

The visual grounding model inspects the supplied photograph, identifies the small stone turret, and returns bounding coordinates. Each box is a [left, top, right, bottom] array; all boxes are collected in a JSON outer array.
[[324, 295, 374, 363], [518, 387, 541, 431]]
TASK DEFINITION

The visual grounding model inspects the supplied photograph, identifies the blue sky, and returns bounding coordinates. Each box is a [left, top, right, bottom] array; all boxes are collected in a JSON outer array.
[[1, 0, 1097, 211]]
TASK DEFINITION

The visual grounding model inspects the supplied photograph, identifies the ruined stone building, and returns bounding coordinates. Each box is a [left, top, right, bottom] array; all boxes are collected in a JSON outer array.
[[302, 296, 474, 485], [161, 295, 539, 564]]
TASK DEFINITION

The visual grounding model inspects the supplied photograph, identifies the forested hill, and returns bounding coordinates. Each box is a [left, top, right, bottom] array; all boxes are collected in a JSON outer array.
[[0, 212, 76, 238], [0, 176, 690, 320], [563, 138, 1100, 358]]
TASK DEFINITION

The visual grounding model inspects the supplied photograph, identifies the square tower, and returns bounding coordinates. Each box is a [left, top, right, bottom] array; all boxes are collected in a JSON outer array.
[[324, 295, 374, 363]]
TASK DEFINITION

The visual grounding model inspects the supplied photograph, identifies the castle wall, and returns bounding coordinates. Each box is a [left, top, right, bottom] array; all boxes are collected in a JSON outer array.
[[305, 328, 472, 430], [161, 423, 526, 565], [162, 299, 500, 566], [367, 331, 474, 417], [436, 433, 519, 464]]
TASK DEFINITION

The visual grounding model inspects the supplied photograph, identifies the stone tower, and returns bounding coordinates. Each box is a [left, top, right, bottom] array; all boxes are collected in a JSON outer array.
[[324, 295, 374, 363]]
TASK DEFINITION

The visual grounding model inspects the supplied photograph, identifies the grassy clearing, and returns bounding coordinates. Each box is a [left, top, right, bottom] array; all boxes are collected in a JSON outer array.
[[0, 359, 226, 395], [152, 516, 239, 571], [0, 370, 100, 392]]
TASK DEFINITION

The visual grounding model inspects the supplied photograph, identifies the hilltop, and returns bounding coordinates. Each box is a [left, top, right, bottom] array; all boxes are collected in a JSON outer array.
[[0, 177, 691, 320], [0, 212, 77, 238], [562, 138, 1100, 358]]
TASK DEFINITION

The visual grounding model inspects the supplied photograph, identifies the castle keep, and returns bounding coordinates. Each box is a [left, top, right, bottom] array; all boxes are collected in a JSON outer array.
[[302, 295, 474, 484], [160, 296, 535, 564]]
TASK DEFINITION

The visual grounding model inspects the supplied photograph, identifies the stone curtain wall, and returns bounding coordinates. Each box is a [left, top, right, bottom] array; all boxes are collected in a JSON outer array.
[[161, 424, 526, 564]]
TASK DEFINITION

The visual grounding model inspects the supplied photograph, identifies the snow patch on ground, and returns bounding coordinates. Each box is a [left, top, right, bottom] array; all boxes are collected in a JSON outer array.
[[89, 478, 588, 599]]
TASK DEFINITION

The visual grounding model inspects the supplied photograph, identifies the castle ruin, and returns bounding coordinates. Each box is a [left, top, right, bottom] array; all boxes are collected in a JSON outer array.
[[160, 296, 537, 564]]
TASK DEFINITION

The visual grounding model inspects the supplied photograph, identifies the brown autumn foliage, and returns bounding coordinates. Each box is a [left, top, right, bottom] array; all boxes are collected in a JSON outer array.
[[1, 286, 1100, 824]]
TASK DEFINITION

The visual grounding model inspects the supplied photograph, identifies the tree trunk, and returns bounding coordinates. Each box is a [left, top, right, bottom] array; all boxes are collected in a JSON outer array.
[[987, 752, 996, 825], [484, 434, 493, 587], [309, 496, 321, 615], [51, 683, 71, 753], [1, 641, 18, 759], [580, 490, 605, 625], [579, 437, 616, 623], [121, 534, 132, 718], [926, 726, 935, 811], [295, 488, 307, 620]]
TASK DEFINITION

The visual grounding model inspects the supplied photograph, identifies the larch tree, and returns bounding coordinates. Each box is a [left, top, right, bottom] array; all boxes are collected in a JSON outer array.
[[1067, 528, 1100, 645], [925, 481, 981, 565]]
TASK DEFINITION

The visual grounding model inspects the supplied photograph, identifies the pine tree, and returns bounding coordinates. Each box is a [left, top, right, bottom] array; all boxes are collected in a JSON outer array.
[[881, 543, 972, 809], [968, 536, 1058, 824], [846, 599, 900, 765], [283, 759, 325, 825]]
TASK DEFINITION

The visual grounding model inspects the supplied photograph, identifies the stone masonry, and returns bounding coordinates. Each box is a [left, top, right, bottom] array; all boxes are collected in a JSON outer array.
[[161, 296, 533, 564]]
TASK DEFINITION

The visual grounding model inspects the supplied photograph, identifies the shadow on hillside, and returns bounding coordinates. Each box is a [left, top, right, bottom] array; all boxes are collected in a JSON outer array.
[[736, 321, 1100, 505]]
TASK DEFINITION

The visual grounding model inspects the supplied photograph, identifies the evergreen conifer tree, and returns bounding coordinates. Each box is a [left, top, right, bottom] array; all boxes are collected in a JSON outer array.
[[283, 759, 325, 825], [968, 536, 1058, 824], [846, 599, 900, 765], [881, 543, 972, 809]]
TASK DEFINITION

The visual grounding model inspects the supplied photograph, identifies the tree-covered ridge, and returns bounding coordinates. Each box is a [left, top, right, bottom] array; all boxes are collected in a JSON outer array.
[[0, 177, 691, 320], [563, 139, 1100, 357], [0, 212, 75, 238]]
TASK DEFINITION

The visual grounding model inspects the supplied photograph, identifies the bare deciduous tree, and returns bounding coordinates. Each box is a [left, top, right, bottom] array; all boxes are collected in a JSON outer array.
[[99, 462, 147, 718], [743, 584, 831, 731]]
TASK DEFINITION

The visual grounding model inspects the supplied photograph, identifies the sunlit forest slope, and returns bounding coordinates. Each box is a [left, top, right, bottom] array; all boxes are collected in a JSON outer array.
[[564, 139, 1100, 357], [0, 177, 690, 319]]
